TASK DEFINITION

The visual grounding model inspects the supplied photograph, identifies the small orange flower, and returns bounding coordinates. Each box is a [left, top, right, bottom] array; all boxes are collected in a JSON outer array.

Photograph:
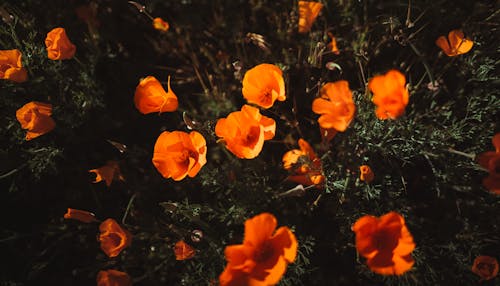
[[477, 133, 500, 195], [45, 27, 76, 60], [63, 208, 97, 223], [0, 49, 28, 83], [134, 75, 178, 114], [312, 80, 355, 132], [215, 105, 275, 159], [242, 63, 285, 109], [298, 1, 323, 33], [352, 211, 415, 275], [174, 240, 196, 260], [219, 213, 297, 286], [97, 269, 132, 286], [435, 29, 473, 57], [153, 17, 170, 32], [359, 165, 374, 183], [368, 70, 409, 120], [327, 32, 340, 55], [89, 160, 125, 187], [99, 218, 132, 258], [282, 139, 324, 187], [152, 131, 207, 181], [16, 101, 55, 141], [472, 255, 499, 281]]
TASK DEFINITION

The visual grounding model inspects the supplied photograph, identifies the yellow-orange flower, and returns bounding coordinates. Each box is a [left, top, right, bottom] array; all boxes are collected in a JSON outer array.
[[327, 32, 340, 55], [45, 27, 76, 60], [153, 17, 170, 32], [435, 29, 473, 57], [215, 105, 275, 159], [134, 75, 178, 114], [0, 49, 28, 83], [477, 133, 500, 195], [312, 80, 355, 132], [152, 131, 207, 181], [89, 161, 125, 187], [282, 139, 324, 187], [219, 213, 297, 286], [63, 208, 97, 223], [359, 165, 374, 183], [97, 269, 132, 286], [16, 101, 55, 141], [99, 218, 132, 258], [242, 64, 285, 109], [368, 70, 409, 120], [352, 211, 415, 275], [174, 240, 196, 260], [298, 1, 323, 33], [472, 255, 499, 281]]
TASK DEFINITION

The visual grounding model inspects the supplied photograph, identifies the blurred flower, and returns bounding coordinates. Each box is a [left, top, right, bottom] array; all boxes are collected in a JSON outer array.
[[63, 208, 97, 223], [174, 240, 196, 260], [477, 133, 500, 194], [153, 17, 169, 32], [327, 32, 340, 55], [312, 80, 355, 132], [152, 131, 207, 181], [282, 139, 324, 187], [99, 218, 132, 258], [97, 269, 132, 286], [134, 75, 178, 114], [45, 27, 76, 60], [368, 70, 409, 120], [242, 63, 285, 109], [16, 101, 55, 141], [435, 29, 473, 57], [0, 49, 28, 82], [471, 255, 499, 281], [89, 161, 125, 187], [215, 105, 275, 159], [352, 211, 415, 275], [298, 1, 323, 33], [219, 213, 297, 286], [359, 165, 374, 183]]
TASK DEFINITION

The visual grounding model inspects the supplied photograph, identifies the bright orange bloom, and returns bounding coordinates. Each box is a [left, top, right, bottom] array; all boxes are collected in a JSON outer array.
[[282, 139, 324, 187], [152, 130, 207, 181], [153, 17, 170, 32], [352, 212, 415, 275], [97, 269, 132, 286], [242, 64, 285, 109], [359, 165, 374, 183], [45, 27, 76, 60], [0, 49, 28, 83], [472, 256, 499, 281], [327, 32, 340, 55], [215, 105, 275, 159], [312, 80, 355, 132], [63, 208, 97, 223], [89, 161, 125, 187], [435, 29, 473, 57], [99, 218, 132, 258], [134, 75, 178, 114], [298, 1, 323, 33], [16, 101, 55, 141], [219, 213, 297, 286], [368, 70, 409, 120], [174, 240, 196, 260], [477, 133, 500, 195]]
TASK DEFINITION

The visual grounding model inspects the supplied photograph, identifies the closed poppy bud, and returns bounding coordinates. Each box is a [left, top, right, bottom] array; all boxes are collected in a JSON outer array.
[[435, 29, 473, 57], [368, 70, 409, 120], [134, 76, 178, 114], [16, 101, 56, 141], [153, 17, 169, 32], [298, 1, 323, 33], [97, 269, 132, 286], [99, 218, 132, 258], [471, 255, 499, 281], [359, 165, 374, 183], [242, 63, 285, 109], [64, 208, 97, 223], [89, 160, 125, 187], [477, 133, 500, 195], [312, 80, 355, 132], [174, 240, 196, 260], [45, 27, 76, 60], [327, 32, 340, 55], [0, 49, 28, 83]]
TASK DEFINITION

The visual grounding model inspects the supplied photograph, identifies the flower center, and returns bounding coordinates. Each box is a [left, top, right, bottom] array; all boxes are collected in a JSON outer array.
[[254, 241, 274, 263]]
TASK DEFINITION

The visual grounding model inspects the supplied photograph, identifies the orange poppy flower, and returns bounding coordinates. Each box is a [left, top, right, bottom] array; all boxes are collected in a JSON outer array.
[[282, 139, 324, 187], [327, 32, 340, 55], [215, 105, 275, 159], [298, 1, 323, 33], [89, 160, 125, 187], [63, 208, 97, 223], [352, 211, 415, 275], [477, 133, 500, 195], [174, 240, 196, 260], [368, 70, 409, 120], [472, 255, 499, 281], [45, 27, 76, 60], [16, 101, 55, 141], [152, 130, 207, 181], [134, 75, 178, 114], [242, 63, 285, 109], [97, 269, 132, 286], [312, 80, 356, 132], [99, 218, 132, 258], [153, 17, 170, 32], [359, 165, 374, 183], [219, 213, 297, 286], [435, 29, 473, 57], [0, 49, 28, 83]]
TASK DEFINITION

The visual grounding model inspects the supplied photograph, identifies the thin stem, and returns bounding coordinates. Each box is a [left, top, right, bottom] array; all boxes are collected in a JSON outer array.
[[447, 148, 475, 160], [122, 193, 137, 225]]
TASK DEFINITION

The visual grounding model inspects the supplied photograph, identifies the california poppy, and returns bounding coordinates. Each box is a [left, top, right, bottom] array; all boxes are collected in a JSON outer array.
[[99, 218, 132, 258], [327, 32, 340, 55], [89, 160, 125, 187], [219, 213, 297, 286], [153, 17, 169, 32], [174, 240, 196, 260], [134, 76, 178, 114], [298, 1, 323, 33], [312, 80, 355, 132], [477, 133, 500, 195], [45, 27, 76, 60], [152, 130, 207, 181], [471, 255, 499, 281], [435, 29, 473, 57], [63, 208, 97, 223], [282, 139, 324, 187], [359, 165, 374, 183], [352, 211, 415, 275], [215, 105, 275, 159], [242, 63, 285, 109], [16, 101, 55, 141], [0, 49, 28, 83], [368, 70, 409, 120], [97, 269, 132, 286]]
